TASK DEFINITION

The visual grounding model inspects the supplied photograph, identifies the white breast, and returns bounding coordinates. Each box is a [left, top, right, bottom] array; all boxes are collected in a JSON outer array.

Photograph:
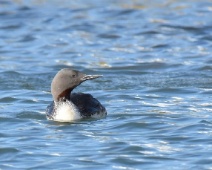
[[53, 101, 81, 122]]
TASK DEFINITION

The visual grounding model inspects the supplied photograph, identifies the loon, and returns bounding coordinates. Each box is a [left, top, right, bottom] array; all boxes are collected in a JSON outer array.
[[46, 68, 107, 122]]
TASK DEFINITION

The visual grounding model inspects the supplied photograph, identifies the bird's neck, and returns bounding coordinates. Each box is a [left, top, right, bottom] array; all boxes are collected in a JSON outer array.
[[57, 88, 73, 102]]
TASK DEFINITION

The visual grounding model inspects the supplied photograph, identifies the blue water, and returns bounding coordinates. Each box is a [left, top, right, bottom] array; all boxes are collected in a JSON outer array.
[[0, 0, 212, 169]]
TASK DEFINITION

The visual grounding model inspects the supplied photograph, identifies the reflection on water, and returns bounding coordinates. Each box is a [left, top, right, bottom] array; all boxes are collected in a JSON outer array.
[[0, 0, 212, 169]]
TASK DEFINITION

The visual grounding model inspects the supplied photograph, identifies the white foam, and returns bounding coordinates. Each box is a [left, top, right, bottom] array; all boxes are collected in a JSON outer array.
[[54, 101, 81, 122], [91, 111, 107, 119]]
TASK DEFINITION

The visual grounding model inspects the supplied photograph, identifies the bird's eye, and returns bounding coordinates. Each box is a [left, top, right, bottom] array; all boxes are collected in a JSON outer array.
[[72, 74, 76, 78]]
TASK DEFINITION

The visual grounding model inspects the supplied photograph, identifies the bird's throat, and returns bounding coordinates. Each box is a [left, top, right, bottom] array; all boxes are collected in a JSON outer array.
[[57, 88, 72, 101]]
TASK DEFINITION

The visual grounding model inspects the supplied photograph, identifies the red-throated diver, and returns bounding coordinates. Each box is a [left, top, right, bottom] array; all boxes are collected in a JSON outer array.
[[46, 68, 107, 122]]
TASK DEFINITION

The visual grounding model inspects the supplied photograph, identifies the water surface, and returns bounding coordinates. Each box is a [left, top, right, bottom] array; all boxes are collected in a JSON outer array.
[[0, 0, 212, 169]]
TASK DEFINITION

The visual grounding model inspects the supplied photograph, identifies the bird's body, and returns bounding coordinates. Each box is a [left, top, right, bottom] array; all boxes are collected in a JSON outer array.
[[46, 68, 107, 122]]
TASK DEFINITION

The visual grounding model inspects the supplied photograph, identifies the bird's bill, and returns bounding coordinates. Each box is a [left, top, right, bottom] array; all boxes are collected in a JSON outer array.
[[81, 74, 102, 81]]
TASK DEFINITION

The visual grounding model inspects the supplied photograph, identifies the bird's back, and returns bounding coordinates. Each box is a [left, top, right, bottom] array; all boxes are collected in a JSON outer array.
[[70, 93, 107, 118]]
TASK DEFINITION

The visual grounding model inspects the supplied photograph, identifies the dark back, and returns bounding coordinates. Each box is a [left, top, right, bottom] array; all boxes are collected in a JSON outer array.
[[70, 93, 106, 117]]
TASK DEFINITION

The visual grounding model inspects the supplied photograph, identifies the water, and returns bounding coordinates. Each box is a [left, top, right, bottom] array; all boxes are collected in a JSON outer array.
[[0, 0, 212, 169]]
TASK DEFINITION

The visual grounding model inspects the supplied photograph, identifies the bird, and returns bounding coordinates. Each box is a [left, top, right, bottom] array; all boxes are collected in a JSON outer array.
[[46, 68, 107, 122]]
